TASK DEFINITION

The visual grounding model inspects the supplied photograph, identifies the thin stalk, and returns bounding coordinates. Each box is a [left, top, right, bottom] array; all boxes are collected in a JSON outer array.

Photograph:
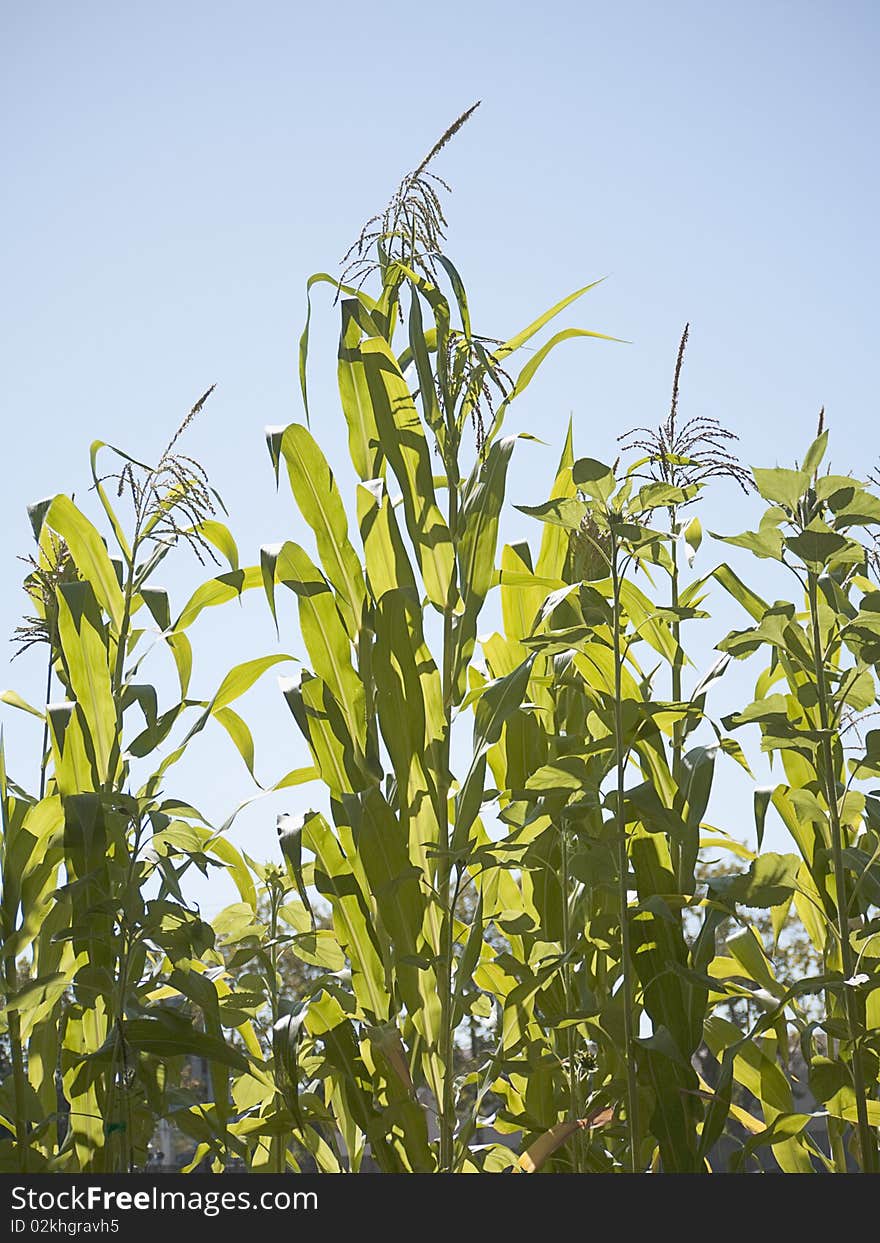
[[807, 571, 876, 1172], [39, 656, 53, 799], [610, 537, 640, 1173], [267, 886, 286, 1174], [110, 936, 135, 1173], [102, 529, 141, 1171], [668, 508, 684, 887], [106, 544, 138, 794], [438, 478, 459, 1175], [821, 947, 850, 1172], [5, 955, 30, 1172], [437, 758, 455, 1169], [560, 824, 583, 1172], [107, 820, 145, 1174]]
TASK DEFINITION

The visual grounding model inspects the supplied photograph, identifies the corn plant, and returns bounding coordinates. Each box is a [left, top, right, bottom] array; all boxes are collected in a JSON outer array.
[[710, 422, 880, 1171], [0, 409, 300, 1173], [258, 121, 615, 1172], [503, 438, 719, 1169]]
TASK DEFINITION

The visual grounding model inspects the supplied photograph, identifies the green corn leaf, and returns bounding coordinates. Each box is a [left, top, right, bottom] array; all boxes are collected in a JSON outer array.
[[213, 706, 259, 785], [534, 419, 576, 581], [499, 327, 621, 426], [754, 787, 773, 849], [499, 544, 554, 652], [279, 424, 366, 635], [453, 436, 517, 698], [301, 274, 379, 422], [357, 479, 418, 601], [56, 582, 116, 786], [140, 586, 171, 631], [711, 563, 770, 622], [47, 703, 92, 797], [0, 690, 45, 719], [359, 335, 455, 609], [45, 495, 125, 631], [495, 281, 605, 360], [300, 811, 389, 1021], [372, 589, 444, 785], [683, 516, 702, 567], [337, 297, 385, 481], [274, 542, 366, 752], [191, 520, 239, 571], [211, 653, 294, 714], [174, 566, 261, 632], [280, 672, 371, 797]]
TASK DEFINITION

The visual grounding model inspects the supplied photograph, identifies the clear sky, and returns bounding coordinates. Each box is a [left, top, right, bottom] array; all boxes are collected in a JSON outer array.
[[3, 2, 879, 911]]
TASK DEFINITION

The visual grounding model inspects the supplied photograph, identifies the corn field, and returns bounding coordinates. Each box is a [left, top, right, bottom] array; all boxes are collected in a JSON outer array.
[[3, 125, 880, 1176]]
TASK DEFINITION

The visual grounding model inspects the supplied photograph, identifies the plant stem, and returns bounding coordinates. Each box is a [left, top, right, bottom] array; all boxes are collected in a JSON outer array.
[[610, 538, 640, 1174], [102, 536, 140, 1172], [669, 509, 684, 888], [821, 949, 850, 1172], [5, 955, 30, 1172], [39, 656, 53, 799], [268, 887, 286, 1174], [438, 479, 460, 1174], [106, 547, 138, 794], [807, 571, 876, 1172], [560, 824, 583, 1172], [108, 823, 144, 1174]]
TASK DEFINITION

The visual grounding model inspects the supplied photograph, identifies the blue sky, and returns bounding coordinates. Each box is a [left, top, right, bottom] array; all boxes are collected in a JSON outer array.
[[3, 2, 879, 911]]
